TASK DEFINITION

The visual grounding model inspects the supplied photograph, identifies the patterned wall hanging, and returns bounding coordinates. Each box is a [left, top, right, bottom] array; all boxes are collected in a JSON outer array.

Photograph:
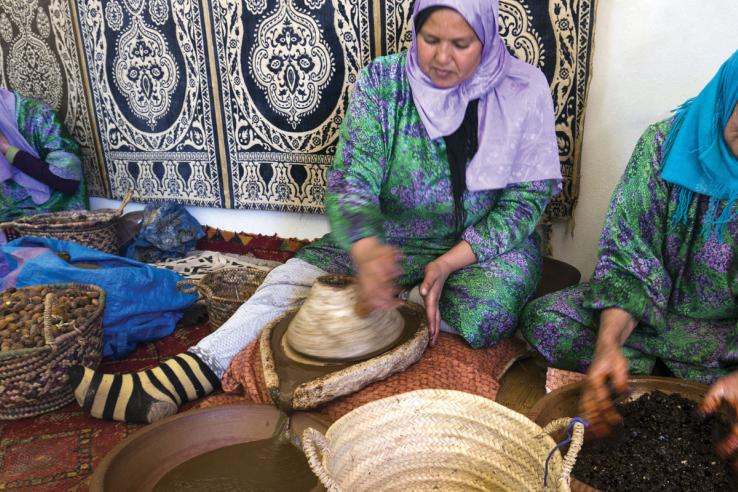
[[209, 0, 417, 212], [0, 0, 106, 197], [72, 0, 224, 207], [210, 0, 595, 218], [68, 0, 594, 220]]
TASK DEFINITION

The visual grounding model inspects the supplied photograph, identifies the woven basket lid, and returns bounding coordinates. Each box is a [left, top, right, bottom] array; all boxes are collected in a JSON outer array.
[[285, 274, 404, 361]]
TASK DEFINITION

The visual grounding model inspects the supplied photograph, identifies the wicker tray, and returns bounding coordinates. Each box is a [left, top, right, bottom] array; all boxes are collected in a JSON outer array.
[[177, 267, 269, 330], [0, 283, 106, 419], [0, 191, 132, 254]]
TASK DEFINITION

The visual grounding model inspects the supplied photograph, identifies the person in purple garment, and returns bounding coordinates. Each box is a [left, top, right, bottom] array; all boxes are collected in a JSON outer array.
[[521, 50, 738, 463], [0, 88, 87, 242], [71, 0, 562, 424]]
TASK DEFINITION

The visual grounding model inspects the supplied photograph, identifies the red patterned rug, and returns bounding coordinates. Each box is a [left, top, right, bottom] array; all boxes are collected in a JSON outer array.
[[0, 316, 212, 491], [196, 226, 310, 263]]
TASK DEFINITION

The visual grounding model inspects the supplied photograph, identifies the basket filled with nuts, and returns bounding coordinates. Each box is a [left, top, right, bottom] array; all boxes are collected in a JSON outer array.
[[0, 283, 106, 419]]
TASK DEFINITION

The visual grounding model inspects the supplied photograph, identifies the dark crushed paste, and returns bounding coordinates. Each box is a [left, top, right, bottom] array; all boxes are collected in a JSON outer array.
[[573, 391, 738, 491]]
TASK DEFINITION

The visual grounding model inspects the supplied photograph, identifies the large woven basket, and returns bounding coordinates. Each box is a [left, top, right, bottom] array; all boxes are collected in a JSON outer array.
[[0, 283, 106, 419], [302, 389, 585, 492], [0, 191, 132, 254], [177, 266, 269, 330]]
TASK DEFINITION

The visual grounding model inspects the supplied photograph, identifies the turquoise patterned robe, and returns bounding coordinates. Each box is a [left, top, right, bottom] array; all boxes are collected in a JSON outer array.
[[522, 119, 738, 383], [0, 94, 87, 221], [297, 53, 558, 348]]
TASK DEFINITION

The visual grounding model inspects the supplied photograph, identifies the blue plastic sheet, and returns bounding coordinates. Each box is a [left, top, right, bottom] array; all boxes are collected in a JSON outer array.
[[0, 237, 197, 359]]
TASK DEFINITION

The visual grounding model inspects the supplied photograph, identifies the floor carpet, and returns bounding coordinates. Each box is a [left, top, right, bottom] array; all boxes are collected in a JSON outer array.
[[0, 231, 548, 491], [0, 313, 212, 491], [1, 231, 304, 491]]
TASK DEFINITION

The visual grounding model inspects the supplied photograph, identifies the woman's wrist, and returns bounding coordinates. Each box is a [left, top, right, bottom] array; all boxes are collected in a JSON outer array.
[[596, 307, 637, 350], [350, 236, 381, 264], [4, 146, 19, 162], [434, 240, 476, 274]]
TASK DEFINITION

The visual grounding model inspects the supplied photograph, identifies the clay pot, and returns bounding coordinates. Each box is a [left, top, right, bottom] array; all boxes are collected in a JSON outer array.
[[527, 376, 710, 492], [286, 274, 404, 361], [90, 405, 329, 492]]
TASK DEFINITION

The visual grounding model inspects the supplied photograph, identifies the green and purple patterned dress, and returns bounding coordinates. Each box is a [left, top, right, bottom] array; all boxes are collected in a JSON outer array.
[[297, 53, 558, 348], [521, 119, 738, 384], [0, 94, 87, 221]]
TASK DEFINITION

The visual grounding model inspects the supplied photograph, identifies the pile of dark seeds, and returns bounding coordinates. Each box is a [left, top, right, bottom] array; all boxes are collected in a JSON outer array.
[[572, 391, 738, 491]]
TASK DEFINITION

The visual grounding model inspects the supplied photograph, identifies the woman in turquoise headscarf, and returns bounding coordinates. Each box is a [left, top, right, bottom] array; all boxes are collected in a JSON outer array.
[[0, 89, 87, 227], [521, 50, 738, 455]]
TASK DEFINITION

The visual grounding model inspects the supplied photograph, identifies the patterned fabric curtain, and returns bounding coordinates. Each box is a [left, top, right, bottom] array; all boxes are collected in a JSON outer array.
[[0, 0, 596, 221], [0, 0, 105, 196]]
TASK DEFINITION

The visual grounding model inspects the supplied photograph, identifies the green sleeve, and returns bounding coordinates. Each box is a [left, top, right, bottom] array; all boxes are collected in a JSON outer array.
[[324, 67, 387, 250], [16, 95, 83, 182], [584, 122, 672, 329]]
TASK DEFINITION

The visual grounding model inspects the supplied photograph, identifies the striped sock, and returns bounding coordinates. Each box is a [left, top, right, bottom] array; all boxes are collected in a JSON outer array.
[[69, 353, 220, 424]]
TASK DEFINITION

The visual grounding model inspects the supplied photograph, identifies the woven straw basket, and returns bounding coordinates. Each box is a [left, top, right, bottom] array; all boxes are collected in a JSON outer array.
[[0, 283, 106, 419], [177, 266, 269, 329], [302, 389, 584, 492], [0, 191, 132, 254]]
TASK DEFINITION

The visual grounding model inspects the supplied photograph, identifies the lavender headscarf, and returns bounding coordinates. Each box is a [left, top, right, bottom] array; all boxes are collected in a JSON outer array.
[[407, 0, 561, 191], [0, 89, 50, 204]]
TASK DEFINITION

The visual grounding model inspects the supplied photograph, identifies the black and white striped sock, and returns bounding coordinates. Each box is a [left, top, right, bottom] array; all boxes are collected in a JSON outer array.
[[69, 353, 219, 424]]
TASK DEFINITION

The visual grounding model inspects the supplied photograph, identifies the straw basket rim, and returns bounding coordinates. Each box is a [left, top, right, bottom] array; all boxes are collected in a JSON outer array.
[[326, 388, 542, 437], [0, 191, 132, 232]]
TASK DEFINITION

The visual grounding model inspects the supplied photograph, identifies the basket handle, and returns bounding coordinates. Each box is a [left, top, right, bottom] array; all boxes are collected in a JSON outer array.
[[177, 279, 201, 296], [42, 293, 58, 351], [116, 190, 134, 215], [0, 220, 16, 229], [541, 417, 586, 489], [41, 292, 83, 351], [176, 279, 215, 300], [302, 427, 340, 492]]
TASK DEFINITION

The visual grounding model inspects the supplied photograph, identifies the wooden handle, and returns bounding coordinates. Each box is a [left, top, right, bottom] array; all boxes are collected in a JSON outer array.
[[116, 190, 134, 214]]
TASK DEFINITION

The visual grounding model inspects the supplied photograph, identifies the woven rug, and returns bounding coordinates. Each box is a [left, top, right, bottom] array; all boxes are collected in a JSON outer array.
[[545, 366, 586, 393], [197, 334, 529, 422], [195, 226, 310, 263], [0, 318, 212, 492]]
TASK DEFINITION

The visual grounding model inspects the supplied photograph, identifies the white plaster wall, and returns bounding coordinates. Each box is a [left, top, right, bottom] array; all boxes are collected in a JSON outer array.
[[550, 0, 738, 278], [92, 0, 738, 277]]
